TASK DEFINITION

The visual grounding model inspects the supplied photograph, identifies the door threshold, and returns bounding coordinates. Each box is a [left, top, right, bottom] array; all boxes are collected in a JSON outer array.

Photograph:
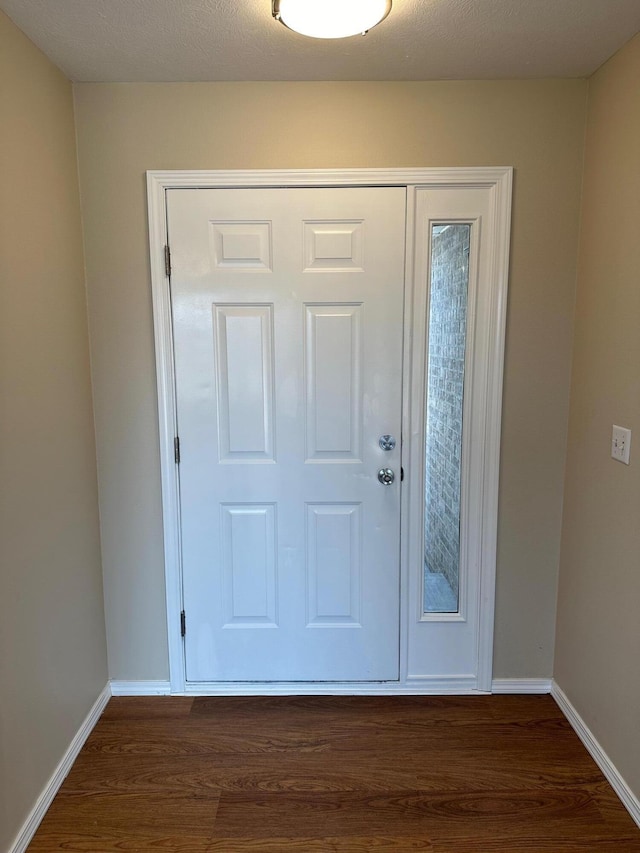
[[179, 676, 480, 696]]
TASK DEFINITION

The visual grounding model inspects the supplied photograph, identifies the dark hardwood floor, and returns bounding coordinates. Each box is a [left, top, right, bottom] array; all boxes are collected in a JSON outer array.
[[28, 695, 640, 851]]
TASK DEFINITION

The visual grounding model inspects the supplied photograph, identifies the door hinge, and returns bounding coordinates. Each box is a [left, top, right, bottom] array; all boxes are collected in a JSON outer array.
[[174, 436, 180, 464], [401, 467, 405, 482], [164, 244, 172, 278], [180, 610, 186, 637]]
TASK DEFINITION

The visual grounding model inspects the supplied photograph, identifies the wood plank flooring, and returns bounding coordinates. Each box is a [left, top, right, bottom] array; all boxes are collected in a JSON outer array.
[[28, 695, 640, 852]]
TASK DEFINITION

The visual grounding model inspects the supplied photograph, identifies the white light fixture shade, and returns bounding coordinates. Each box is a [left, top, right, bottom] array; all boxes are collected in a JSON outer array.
[[273, 0, 392, 39]]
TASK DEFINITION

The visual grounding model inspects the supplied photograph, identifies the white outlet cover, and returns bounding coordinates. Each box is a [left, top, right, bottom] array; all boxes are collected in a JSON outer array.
[[611, 425, 631, 465]]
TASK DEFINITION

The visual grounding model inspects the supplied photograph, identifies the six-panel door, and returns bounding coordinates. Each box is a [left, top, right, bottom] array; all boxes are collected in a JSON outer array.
[[167, 187, 406, 681]]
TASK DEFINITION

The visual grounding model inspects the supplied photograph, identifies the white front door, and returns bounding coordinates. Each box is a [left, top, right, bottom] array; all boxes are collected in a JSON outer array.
[[167, 187, 406, 682]]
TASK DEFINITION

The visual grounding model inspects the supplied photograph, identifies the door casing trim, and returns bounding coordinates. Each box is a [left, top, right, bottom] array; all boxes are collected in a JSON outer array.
[[147, 168, 513, 694]]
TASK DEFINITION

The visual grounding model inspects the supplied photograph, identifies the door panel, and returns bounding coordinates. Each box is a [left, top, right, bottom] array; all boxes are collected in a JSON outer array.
[[168, 187, 406, 682], [220, 503, 277, 627], [306, 503, 362, 626], [214, 304, 275, 461], [305, 303, 362, 460]]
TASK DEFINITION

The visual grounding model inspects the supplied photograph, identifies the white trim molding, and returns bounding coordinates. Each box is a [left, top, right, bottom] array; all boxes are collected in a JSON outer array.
[[491, 678, 552, 694], [110, 680, 172, 696], [109, 678, 483, 696], [182, 677, 483, 696], [552, 681, 640, 829], [147, 167, 513, 191], [147, 168, 512, 694], [9, 683, 111, 853]]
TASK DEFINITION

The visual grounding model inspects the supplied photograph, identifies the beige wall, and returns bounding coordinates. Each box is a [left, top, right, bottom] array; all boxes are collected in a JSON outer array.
[[555, 33, 640, 800], [73, 79, 587, 681], [0, 12, 107, 849]]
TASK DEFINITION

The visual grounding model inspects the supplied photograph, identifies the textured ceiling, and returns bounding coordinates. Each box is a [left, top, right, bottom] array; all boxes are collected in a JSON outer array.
[[2, 0, 640, 83]]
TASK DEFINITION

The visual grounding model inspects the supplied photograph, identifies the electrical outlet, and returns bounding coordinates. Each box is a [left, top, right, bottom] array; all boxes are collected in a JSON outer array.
[[611, 425, 631, 465]]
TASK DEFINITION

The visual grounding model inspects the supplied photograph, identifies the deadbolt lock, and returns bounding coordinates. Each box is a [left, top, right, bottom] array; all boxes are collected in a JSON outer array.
[[379, 434, 396, 451]]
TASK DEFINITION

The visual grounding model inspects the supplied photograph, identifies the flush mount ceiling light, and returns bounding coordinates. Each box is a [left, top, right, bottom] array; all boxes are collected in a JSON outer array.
[[272, 0, 392, 39]]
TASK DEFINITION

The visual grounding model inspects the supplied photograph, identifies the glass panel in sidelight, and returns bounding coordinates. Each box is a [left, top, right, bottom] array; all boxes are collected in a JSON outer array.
[[423, 224, 470, 614]]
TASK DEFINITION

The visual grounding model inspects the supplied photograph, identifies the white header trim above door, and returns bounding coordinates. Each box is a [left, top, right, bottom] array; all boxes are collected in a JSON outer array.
[[148, 167, 512, 190], [147, 168, 513, 695]]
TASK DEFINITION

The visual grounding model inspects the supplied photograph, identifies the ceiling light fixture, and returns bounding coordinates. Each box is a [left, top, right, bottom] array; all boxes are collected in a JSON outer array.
[[272, 0, 392, 39]]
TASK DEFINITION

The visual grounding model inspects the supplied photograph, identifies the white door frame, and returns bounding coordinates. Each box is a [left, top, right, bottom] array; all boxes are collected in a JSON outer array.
[[147, 168, 513, 695]]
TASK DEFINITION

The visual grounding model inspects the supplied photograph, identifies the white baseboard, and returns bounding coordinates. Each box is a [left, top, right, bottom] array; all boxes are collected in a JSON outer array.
[[9, 682, 111, 853], [110, 679, 171, 696], [552, 680, 640, 829], [491, 678, 552, 693]]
